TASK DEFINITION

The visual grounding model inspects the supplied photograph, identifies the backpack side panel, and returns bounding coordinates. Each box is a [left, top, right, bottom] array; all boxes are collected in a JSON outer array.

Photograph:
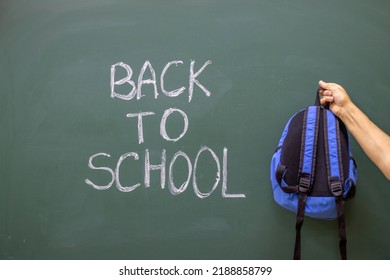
[[270, 109, 304, 191]]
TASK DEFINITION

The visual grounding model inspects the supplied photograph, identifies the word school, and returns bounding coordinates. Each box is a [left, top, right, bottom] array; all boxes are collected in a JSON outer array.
[[85, 60, 245, 199]]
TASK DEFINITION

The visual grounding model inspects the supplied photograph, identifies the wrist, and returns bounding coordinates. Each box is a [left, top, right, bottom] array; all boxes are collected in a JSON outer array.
[[338, 101, 353, 120], [338, 101, 358, 127]]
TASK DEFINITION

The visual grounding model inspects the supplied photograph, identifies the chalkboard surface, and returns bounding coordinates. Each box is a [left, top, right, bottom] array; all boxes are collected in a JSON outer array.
[[1, 0, 389, 260]]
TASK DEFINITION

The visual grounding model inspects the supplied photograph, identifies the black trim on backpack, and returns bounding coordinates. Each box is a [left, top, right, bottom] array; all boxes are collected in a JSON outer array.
[[323, 110, 347, 260], [293, 106, 320, 260]]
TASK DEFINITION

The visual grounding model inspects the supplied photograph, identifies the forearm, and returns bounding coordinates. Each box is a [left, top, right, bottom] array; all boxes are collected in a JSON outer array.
[[339, 103, 390, 180]]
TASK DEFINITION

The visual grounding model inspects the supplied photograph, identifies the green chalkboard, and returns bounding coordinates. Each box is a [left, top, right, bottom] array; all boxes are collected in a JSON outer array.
[[1, 0, 389, 260]]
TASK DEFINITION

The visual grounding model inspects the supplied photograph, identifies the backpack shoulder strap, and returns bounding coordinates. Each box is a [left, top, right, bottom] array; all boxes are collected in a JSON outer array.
[[293, 106, 320, 260], [323, 109, 347, 260]]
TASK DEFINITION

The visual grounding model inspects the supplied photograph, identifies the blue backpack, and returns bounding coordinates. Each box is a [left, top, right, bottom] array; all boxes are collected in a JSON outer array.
[[270, 91, 357, 259]]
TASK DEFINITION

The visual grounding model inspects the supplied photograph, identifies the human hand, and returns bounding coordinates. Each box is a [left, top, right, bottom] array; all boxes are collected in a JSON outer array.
[[318, 80, 352, 118]]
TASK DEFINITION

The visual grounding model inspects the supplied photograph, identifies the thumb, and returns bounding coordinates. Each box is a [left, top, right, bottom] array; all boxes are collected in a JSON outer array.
[[318, 80, 331, 90]]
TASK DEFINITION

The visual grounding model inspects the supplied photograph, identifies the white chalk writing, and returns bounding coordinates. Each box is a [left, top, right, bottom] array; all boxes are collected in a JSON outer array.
[[86, 60, 245, 199]]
